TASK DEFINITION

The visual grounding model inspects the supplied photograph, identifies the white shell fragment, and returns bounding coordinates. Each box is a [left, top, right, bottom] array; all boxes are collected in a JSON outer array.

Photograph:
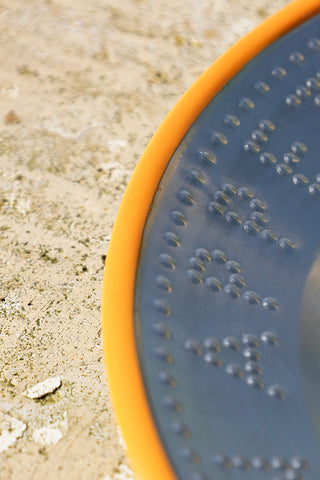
[[0, 414, 27, 452], [107, 139, 128, 153], [24, 377, 62, 399], [32, 426, 63, 446]]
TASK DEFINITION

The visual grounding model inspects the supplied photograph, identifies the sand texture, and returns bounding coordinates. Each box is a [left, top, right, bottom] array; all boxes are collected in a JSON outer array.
[[0, 1, 290, 479]]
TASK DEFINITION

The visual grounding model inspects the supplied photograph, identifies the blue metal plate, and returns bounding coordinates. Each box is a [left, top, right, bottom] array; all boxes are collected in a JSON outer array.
[[135, 14, 320, 480]]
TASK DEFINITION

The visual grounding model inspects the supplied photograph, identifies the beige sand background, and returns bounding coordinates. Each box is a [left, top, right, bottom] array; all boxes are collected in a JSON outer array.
[[0, 1, 291, 479]]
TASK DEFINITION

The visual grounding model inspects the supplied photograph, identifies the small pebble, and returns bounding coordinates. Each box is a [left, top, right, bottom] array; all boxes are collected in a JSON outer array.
[[24, 377, 62, 399]]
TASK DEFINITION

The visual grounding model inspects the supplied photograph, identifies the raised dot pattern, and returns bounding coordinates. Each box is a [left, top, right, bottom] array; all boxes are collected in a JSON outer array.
[[259, 135, 320, 201], [144, 30, 320, 479], [207, 182, 295, 250], [249, 54, 320, 205], [185, 247, 278, 310], [183, 331, 286, 400], [213, 452, 309, 476]]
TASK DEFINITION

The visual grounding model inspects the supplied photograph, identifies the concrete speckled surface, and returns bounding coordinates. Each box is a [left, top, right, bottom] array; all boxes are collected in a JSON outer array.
[[0, 1, 290, 479]]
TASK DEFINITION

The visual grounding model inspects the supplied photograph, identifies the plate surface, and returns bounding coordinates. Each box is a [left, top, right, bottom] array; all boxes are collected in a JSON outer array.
[[136, 12, 320, 480]]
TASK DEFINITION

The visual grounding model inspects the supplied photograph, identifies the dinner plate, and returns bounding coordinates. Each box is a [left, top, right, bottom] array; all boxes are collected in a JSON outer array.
[[102, 2, 320, 479]]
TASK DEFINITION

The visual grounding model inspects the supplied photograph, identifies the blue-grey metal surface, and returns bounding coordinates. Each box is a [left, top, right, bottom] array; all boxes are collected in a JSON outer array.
[[135, 14, 320, 480]]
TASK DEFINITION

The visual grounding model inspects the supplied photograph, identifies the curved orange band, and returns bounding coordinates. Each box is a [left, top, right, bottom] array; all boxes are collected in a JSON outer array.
[[102, 2, 320, 480]]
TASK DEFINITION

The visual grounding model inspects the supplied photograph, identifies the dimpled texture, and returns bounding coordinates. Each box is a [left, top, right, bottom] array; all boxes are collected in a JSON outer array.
[[135, 14, 320, 480]]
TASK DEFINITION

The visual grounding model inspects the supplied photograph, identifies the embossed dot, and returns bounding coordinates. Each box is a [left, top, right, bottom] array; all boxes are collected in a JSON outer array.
[[153, 322, 171, 339], [191, 472, 210, 480], [243, 220, 260, 235], [203, 337, 221, 351], [225, 211, 242, 225], [156, 276, 173, 293], [250, 198, 267, 212], [296, 85, 311, 99], [283, 470, 305, 480], [262, 297, 279, 310], [276, 163, 293, 175], [187, 169, 205, 185], [306, 76, 320, 91], [164, 395, 183, 412], [254, 81, 270, 94], [260, 152, 277, 165], [315, 95, 320, 106], [159, 253, 176, 269], [284, 152, 300, 165], [199, 149, 217, 165], [279, 237, 295, 250], [225, 260, 241, 273], [224, 284, 241, 298], [226, 363, 243, 377], [245, 361, 263, 375], [290, 457, 309, 471], [213, 453, 232, 470], [251, 457, 271, 471], [159, 371, 177, 387], [271, 457, 290, 470], [186, 269, 203, 284], [251, 129, 268, 143], [208, 201, 224, 216], [232, 455, 252, 470], [170, 210, 187, 226], [224, 114, 240, 128], [222, 183, 237, 196], [177, 189, 195, 206], [271, 67, 286, 79], [246, 375, 264, 389], [163, 232, 181, 247], [243, 291, 260, 304], [291, 142, 307, 155], [189, 257, 205, 271], [154, 299, 171, 315], [239, 97, 255, 111], [289, 51, 304, 65], [211, 131, 228, 146], [243, 348, 261, 361], [309, 183, 320, 196], [267, 385, 286, 400], [250, 211, 267, 226], [213, 190, 230, 205], [286, 94, 301, 107], [171, 420, 191, 438], [238, 186, 254, 200], [184, 339, 202, 355], [229, 273, 246, 288], [308, 37, 320, 50], [261, 331, 279, 346], [260, 229, 278, 243], [180, 447, 200, 464], [292, 174, 309, 186], [259, 119, 275, 132], [223, 337, 240, 350], [155, 347, 173, 363], [244, 141, 260, 153], [195, 248, 211, 262], [205, 277, 222, 292], [242, 334, 259, 347], [212, 249, 227, 264], [203, 352, 223, 366]]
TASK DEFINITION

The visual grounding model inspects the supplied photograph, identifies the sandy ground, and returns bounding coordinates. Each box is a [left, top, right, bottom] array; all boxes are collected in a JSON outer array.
[[0, 1, 291, 479]]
